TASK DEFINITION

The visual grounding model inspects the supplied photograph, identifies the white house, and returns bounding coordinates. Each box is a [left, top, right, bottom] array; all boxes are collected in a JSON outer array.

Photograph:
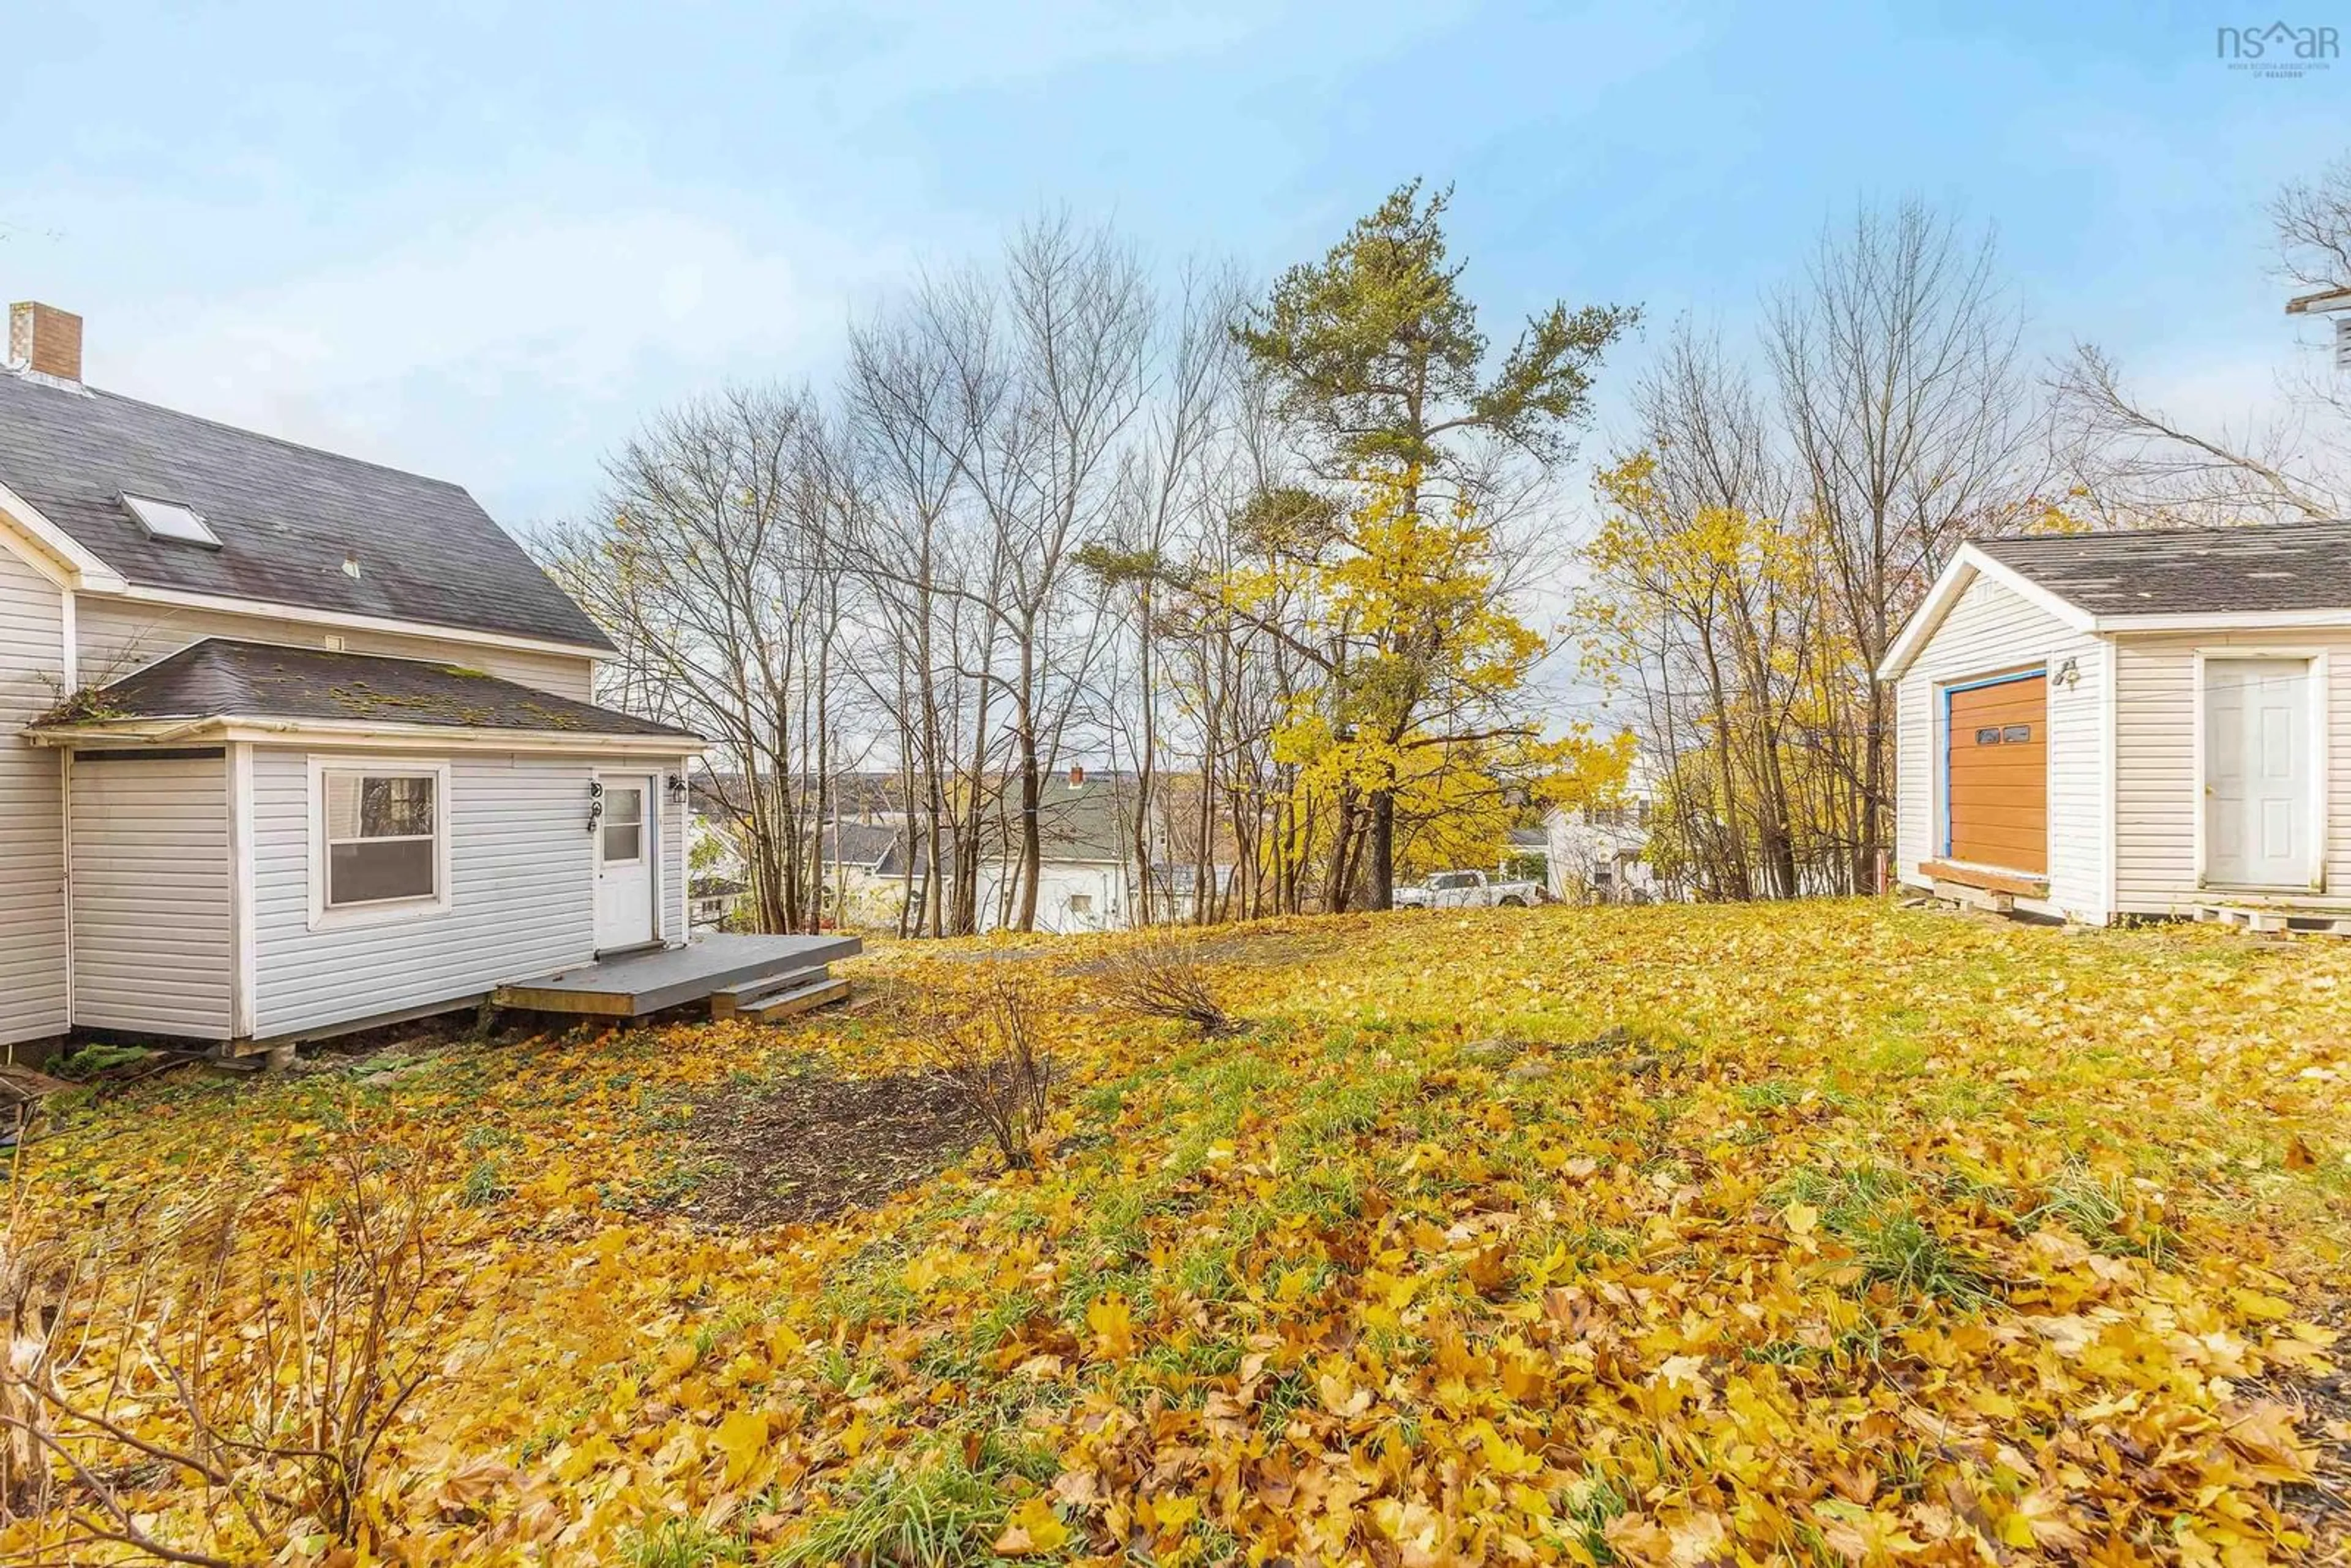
[[970, 770, 1145, 934], [1878, 521, 2351, 926], [1543, 800, 1659, 904], [0, 301, 702, 1055]]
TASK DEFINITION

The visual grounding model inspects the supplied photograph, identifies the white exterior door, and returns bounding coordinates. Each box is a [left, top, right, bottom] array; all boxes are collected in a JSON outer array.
[[593, 773, 658, 950], [2203, 659, 2316, 890]]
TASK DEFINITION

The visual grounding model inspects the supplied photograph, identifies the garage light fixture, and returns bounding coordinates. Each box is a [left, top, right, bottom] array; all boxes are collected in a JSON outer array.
[[2052, 657, 2079, 688]]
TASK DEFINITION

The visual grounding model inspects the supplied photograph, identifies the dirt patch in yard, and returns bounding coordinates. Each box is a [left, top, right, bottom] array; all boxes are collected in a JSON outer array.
[[2261, 1293, 2351, 1557], [673, 1063, 986, 1229]]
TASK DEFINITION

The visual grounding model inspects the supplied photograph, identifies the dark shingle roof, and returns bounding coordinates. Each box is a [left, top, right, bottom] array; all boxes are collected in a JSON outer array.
[[67, 639, 694, 738], [817, 820, 900, 868], [0, 372, 611, 650], [1030, 773, 1141, 861], [1978, 521, 2351, 617]]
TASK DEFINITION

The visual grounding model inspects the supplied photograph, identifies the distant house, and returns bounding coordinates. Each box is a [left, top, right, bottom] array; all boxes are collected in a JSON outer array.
[[1879, 522, 2351, 926], [0, 302, 701, 1054], [688, 876, 748, 928], [1502, 826, 1551, 883], [814, 819, 904, 926], [689, 765, 1231, 934], [973, 768, 1161, 934], [1544, 797, 1659, 904]]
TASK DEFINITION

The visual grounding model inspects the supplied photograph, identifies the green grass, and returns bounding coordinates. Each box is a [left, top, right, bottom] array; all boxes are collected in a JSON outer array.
[[621, 1518, 749, 1568], [1847, 1212, 1998, 1307], [459, 1155, 511, 1208], [773, 1446, 1014, 1568], [1555, 1469, 1629, 1562], [1777, 1160, 1999, 1306]]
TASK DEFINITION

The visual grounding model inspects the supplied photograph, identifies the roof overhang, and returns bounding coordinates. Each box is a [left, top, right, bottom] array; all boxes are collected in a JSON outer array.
[[1878, 541, 2351, 681], [2095, 607, 2351, 633], [2285, 285, 2351, 316], [28, 714, 706, 756], [90, 582, 612, 662], [1876, 542, 2099, 681], [0, 479, 130, 592]]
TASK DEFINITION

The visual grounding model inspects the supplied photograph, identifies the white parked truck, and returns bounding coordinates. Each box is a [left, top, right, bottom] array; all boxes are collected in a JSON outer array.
[[1393, 869, 1543, 910]]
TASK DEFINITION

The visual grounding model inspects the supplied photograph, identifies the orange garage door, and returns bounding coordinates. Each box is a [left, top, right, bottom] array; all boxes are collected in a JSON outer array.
[[1946, 672, 2047, 874]]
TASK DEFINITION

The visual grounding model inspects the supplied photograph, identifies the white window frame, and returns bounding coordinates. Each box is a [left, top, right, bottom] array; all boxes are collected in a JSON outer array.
[[121, 492, 223, 549], [307, 757, 454, 931], [598, 777, 650, 868]]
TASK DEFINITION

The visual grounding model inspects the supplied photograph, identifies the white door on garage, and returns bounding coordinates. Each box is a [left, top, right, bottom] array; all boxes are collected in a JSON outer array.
[[593, 773, 658, 950], [2203, 658, 2317, 890]]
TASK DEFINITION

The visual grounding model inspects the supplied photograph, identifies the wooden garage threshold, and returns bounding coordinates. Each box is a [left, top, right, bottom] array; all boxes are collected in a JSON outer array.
[[1921, 860, 2049, 904]]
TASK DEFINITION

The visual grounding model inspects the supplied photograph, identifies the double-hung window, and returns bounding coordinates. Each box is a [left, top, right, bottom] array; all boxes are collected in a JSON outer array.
[[312, 762, 451, 924]]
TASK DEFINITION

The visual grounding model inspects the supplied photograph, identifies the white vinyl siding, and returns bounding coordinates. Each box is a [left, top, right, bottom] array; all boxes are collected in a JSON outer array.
[[0, 543, 67, 1044], [975, 860, 1128, 934], [74, 595, 596, 699], [1894, 571, 2108, 923], [2112, 629, 2351, 914], [68, 752, 233, 1039], [662, 757, 688, 942], [250, 748, 686, 1040]]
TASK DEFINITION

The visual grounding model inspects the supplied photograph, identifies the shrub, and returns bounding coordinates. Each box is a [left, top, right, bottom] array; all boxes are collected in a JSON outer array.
[[0, 1128, 459, 1557], [1092, 928, 1236, 1038], [918, 973, 1058, 1171]]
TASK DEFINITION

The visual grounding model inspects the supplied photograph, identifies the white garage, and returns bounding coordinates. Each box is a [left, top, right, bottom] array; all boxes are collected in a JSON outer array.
[[1878, 522, 2351, 927]]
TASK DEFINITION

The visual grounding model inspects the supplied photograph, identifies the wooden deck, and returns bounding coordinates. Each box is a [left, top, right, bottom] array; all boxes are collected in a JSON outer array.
[[494, 934, 864, 1018], [2194, 901, 2351, 937]]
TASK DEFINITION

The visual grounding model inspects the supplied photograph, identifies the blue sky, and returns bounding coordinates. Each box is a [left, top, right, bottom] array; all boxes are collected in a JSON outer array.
[[1, 1, 2339, 533]]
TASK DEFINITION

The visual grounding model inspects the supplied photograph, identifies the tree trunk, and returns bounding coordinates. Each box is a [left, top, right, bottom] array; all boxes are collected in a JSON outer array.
[[0, 1240, 62, 1522], [1133, 580, 1156, 927], [1858, 681, 1888, 895]]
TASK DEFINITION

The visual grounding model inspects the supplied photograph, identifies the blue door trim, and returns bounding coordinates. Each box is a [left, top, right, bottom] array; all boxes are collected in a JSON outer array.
[[1940, 667, 2045, 859]]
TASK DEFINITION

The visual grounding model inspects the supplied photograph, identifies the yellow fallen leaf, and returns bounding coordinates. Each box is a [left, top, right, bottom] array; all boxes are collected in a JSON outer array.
[[2230, 1286, 2295, 1322], [996, 1496, 1071, 1556], [713, 1409, 768, 1487], [1087, 1294, 1136, 1359]]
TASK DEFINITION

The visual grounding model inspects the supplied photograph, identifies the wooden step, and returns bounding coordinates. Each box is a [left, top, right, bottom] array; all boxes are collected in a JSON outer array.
[[709, 966, 831, 1019], [738, 976, 852, 1024]]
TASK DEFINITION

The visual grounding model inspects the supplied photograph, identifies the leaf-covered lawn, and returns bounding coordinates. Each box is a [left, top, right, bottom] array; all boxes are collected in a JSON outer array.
[[13, 902, 2350, 1565]]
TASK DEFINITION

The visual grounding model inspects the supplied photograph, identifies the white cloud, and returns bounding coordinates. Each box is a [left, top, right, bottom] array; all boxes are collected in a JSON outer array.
[[106, 208, 880, 440], [61, 203, 932, 524]]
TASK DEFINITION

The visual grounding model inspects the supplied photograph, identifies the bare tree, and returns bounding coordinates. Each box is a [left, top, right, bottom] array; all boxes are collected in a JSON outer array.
[[846, 303, 974, 936], [2052, 149, 2351, 526], [545, 386, 849, 931], [2273, 152, 2351, 294], [1081, 263, 1242, 923], [2051, 344, 2340, 524], [1768, 200, 2038, 890]]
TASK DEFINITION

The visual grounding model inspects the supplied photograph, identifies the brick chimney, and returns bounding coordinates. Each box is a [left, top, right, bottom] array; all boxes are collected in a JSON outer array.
[[1068, 765, 1086, 787], [9, 302, 83, 384]]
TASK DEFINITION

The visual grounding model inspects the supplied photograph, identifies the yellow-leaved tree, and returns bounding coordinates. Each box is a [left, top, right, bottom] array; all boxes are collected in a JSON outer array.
[[1221, 467, 1627, 907], [1234, 180, 1637, 905]]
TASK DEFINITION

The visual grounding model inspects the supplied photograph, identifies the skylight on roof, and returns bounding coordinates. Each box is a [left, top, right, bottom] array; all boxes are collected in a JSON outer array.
[[122, 493, 220, 549]]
